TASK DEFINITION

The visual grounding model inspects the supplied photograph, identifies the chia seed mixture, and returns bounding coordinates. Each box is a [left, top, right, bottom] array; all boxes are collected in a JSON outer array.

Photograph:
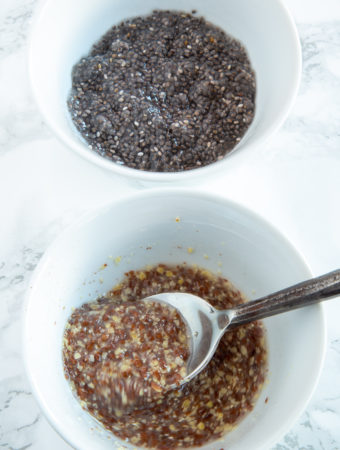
[[63, 264, 267, 449], [68, 11, 256, 172]]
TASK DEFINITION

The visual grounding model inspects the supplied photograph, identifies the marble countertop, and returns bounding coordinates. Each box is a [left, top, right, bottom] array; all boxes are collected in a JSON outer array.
[[1, 0, 340, 448]]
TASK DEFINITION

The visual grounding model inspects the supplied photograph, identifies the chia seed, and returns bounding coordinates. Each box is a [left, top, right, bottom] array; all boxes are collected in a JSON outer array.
[[68, 10, 256, 172]]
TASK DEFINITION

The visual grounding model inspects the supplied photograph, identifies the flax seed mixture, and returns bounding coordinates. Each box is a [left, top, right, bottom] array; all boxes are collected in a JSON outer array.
[[68, 11, 256, 172], [63, 264, 267, 449], [63, 300, 190, 414]]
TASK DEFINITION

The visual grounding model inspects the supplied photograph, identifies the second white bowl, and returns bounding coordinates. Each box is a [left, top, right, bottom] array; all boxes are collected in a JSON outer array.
[[24, 189, 325, 450]]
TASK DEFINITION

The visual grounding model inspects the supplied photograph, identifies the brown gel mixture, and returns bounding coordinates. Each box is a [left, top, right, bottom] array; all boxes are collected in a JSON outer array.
[[63, 300, 190, 414], [63, 264, 267, 449]]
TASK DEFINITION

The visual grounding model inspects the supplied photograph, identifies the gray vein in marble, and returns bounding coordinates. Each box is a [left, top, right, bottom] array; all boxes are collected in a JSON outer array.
[[330, 339, 340, 352], [17, 415, 40, 432], [0, 247, 42, 331], [0, 374, 41, 448], [0, 0, 50, 155], [241, 22, 340, 167], [0, 221, 67, 449], [0, 107, 50, 156], [273, 408, 339, 450], [274, 431, 300, 450], [0, 445, 33, 450], [0, 0, 36, 57], [291, 24, 339, 100]]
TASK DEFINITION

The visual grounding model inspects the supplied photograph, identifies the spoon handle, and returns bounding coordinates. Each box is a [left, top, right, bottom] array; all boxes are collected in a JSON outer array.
[[228, 269, 340, 328]]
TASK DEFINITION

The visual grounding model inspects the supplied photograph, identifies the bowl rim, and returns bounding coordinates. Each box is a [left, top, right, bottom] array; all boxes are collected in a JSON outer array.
[[23, 187, 326, 450], [28, 0, 302, 182]]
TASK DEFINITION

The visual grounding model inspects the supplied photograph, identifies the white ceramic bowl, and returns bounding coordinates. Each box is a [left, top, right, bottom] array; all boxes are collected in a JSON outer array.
[[29, 0, 301, 184], [24, 189, 325, 450]]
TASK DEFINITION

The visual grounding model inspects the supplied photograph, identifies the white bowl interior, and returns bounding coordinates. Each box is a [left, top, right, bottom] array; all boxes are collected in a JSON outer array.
[[29, 0, 301, 181], [24, 190, 325, 450]]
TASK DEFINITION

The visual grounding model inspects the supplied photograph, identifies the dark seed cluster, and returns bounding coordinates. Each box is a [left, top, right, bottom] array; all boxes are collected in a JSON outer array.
[[68, 10, 256, 172]]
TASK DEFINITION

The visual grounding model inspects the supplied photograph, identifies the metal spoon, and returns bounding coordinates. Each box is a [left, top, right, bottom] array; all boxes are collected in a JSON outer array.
[[143, 269, 340, 386]]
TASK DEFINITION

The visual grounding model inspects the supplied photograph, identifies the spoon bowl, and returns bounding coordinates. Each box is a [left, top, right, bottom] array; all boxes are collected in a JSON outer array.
[[145, 268, 340, 387], [145, 293, 230, 385]]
